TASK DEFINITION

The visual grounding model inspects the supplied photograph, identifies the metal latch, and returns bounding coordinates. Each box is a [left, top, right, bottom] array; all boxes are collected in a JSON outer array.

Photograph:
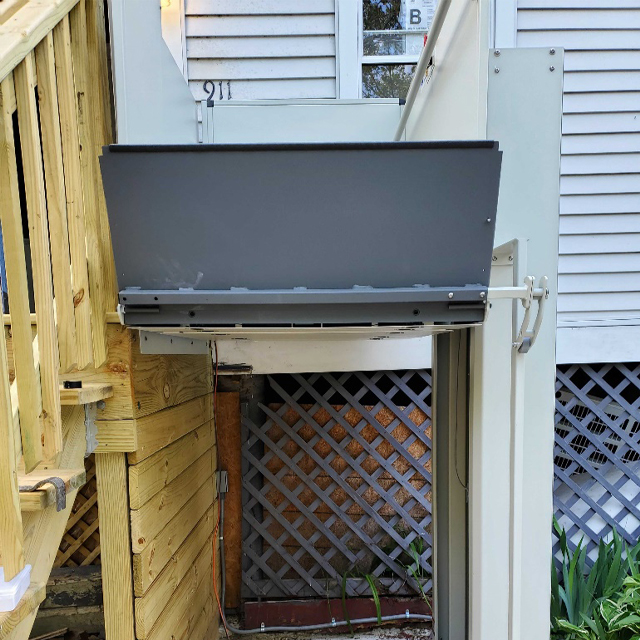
[[513, 275, 549, 353], [488, 275, 549, 354]]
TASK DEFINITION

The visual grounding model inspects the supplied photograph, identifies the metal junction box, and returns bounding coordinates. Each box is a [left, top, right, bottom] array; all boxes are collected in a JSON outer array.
[[99, 142, 501, 328]]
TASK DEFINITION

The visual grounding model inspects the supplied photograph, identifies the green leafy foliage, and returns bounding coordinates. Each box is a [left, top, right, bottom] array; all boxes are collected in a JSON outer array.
[[552, 518, 640, 639]]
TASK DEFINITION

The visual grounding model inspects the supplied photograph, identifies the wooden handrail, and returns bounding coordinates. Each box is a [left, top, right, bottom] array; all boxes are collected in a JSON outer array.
[[0, 0, 116, 589]]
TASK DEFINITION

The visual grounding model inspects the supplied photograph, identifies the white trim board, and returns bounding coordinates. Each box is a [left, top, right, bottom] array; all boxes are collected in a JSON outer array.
[[557, 325, 640, 365]]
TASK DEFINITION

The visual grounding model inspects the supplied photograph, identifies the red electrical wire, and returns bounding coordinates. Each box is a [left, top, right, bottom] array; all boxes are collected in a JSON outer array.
[[212, 341, 230, 640]]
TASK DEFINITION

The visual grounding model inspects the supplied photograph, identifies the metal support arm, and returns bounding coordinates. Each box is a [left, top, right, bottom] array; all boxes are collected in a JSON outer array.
[[488, 276, 550, 354]]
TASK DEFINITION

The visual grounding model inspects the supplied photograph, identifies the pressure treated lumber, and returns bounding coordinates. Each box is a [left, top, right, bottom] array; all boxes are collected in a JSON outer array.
[[52, 16, 92, 369], [14, 51, 62, 463], [0, 74, 42, 472], [132, 496, 215, 596], [94, 453, 135, 640], [59, 383, 113, 406], [144, 543, 214, 640], [69, 0, 108, 366], [0, 0, 80, 82], [130, 453, 214, 553], [128, 421, 215, 508], [18, 468, 86, 512], [58, 327, 212, 422], [0, 259, 24, 580], [0, 584, 45, 640], [127, 395, 214, 464], [34, 32, 77, 376], [18, 406, 88, 640], [85, 0, 117, 304], [134, 510, 215, 635], [94, 420, 137, 453]]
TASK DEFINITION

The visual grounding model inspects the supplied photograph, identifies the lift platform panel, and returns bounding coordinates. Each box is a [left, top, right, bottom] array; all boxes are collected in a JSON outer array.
[[100, 141, 501, 327]]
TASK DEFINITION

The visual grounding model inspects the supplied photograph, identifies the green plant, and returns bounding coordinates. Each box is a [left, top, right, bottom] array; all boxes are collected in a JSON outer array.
[[339, 571, 382, 632], [404, 538, 432, 613], [551, 518, 640, 639]]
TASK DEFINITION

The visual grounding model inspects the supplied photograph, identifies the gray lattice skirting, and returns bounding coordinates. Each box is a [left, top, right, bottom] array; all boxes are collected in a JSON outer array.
[[554, 363, 640, 563], [241, 371, 433, 600], [240, 364, 640, 600]]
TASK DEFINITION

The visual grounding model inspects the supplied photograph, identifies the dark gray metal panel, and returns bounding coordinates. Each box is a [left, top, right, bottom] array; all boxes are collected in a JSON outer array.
[[101, 142, 500, 289]]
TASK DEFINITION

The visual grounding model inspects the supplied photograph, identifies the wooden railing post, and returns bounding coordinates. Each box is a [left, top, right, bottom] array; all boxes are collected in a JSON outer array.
[[69, 0, 109, 367], [0, 292, 24, 583], [53, 15, 94, 371], [0, 75, 42, 473], [14, 52, 63, 463], [35, 31, 78, 379]]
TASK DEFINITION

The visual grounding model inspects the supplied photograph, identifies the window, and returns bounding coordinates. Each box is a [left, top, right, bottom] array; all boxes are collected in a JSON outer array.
[[361, 0, 436, 99]]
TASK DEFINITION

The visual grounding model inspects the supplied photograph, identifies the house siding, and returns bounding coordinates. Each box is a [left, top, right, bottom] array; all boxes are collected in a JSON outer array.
[[517, 0, 640, 331], [184, 0, 337, 101]]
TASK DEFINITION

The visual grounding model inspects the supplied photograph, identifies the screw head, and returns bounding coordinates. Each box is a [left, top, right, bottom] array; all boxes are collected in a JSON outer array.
[[486, 218, 492, 223], [550, 48, 556, 55], [480, 292, 486, 299], [448, 292, 454, 299], [494, 50, 501, 57], [494, 67, 500, 73], [550, 65, 555, 72]]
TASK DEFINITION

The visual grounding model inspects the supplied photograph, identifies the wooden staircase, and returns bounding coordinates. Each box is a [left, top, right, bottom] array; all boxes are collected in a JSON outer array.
[[0, 1, 116, 638]]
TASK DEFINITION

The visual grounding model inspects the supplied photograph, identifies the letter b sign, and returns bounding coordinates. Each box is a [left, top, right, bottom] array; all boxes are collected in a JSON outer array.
[[410, 9, 421, 24]]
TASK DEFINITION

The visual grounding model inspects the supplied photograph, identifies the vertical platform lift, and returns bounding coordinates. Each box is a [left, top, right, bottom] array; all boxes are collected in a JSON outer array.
[[103, 0, 563, 638]]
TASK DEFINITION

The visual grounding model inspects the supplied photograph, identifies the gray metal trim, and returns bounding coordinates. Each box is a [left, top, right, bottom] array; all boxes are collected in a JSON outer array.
[[433, 331, 469, 640], [119, 286, 487, 327]]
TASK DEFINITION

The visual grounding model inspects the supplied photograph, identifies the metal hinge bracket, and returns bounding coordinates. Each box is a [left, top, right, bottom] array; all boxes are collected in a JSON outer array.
[[85, 402, 102, 457]]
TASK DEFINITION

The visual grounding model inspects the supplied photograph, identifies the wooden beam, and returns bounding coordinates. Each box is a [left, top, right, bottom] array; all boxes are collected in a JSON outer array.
[[127, 395, 213, 464], [0, 73, 42, 472], [0, 0, 80, 82], [34, 31, 77, 375], [14, 51, 62, 463], [217, 392, 242, 609], [128, 421, 214, 509], [94, 420, 137, 453], [59, 383, 113, 406], [52, 15, 92, 369], [130, 453, 214, 553], [0, 584, 45, 640], [94, 453, 135, 640], [18, 468, 86, 512]]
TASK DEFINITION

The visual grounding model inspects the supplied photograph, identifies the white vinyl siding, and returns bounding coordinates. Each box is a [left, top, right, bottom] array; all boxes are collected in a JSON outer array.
[[184, 0, 337, 101], [517, 0, 640, 331]]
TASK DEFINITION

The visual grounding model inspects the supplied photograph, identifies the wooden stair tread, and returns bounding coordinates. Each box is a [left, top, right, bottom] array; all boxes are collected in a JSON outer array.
[[18, 469, 86, 512], [0, 583, 45, 640], [59, 382, 113, 405]]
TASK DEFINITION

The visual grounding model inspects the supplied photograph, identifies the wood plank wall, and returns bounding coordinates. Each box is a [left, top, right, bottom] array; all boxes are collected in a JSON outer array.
[[86, 325, 218, 640]]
